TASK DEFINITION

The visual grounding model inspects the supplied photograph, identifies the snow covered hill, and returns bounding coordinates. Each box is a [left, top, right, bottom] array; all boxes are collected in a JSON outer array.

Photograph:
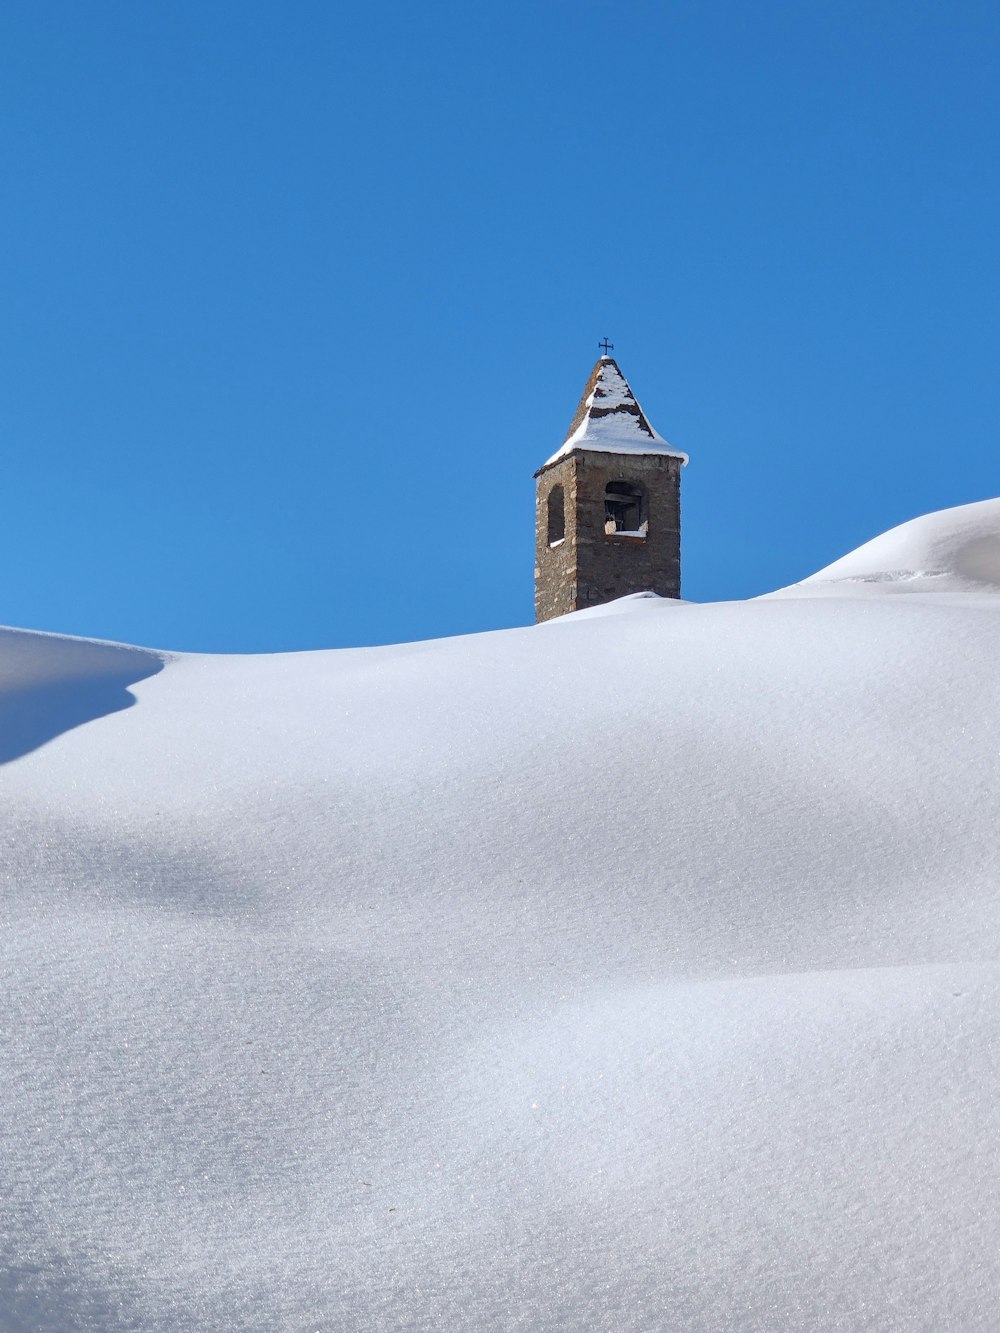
[[777, 495, 1000, 596], [4, 500, 1000, 1331]]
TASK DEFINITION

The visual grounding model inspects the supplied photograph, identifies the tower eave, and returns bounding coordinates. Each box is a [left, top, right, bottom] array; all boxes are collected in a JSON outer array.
[[536, 441, 689, 477]]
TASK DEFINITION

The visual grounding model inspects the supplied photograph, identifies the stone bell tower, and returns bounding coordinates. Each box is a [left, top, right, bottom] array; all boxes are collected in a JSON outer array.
[[534, 351, 688, 622]]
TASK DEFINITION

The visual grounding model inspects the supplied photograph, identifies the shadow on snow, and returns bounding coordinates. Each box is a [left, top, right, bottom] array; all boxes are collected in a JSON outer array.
[[0, 648, 164, 764]]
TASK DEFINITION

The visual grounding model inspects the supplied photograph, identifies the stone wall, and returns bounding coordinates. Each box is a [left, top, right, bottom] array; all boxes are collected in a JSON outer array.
[[535, 450, 681, 623]]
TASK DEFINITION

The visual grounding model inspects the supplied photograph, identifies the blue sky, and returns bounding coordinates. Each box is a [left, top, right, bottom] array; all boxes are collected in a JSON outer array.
[[3, 1, 1000, 651]]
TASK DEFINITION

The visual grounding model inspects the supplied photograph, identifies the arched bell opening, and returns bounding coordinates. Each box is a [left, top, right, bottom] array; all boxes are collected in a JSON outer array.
[[604, 480, 647, 536]]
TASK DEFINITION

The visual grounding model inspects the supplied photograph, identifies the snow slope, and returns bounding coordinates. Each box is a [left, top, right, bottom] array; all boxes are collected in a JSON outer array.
[[774, 495, 1000, 596], [4, 501, 1000, 1330]]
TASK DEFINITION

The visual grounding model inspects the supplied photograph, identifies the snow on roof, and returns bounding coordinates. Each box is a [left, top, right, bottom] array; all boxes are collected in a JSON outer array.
[[542, 356, 688, 468]]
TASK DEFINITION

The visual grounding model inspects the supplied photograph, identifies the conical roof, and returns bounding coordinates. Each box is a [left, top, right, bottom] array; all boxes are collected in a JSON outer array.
[[542, 356, 688, 468]]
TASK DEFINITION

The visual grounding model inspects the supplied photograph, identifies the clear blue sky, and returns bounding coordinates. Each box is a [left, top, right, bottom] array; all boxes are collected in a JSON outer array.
[[3, 1, 1000, 651]]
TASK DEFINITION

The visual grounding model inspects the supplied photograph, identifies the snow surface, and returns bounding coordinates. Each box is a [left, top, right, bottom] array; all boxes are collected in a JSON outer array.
[[773, 496, 1000, 598], [543, 358, 688, 467], [5, 500, 1000, 1329]]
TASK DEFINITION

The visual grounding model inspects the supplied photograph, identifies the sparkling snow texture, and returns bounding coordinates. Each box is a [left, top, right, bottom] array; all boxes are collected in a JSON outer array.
[[4, 500, 1000, 1329]]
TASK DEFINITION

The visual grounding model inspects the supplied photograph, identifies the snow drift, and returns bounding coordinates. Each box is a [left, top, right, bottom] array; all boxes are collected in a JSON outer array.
[[776, 495, 1000, 596], [3, 500, 1000, 1331], [0, 627, 163, 762]]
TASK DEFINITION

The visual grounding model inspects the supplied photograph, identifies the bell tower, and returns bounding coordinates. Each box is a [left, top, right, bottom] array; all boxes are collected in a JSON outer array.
[[534, 351, 688, 622]]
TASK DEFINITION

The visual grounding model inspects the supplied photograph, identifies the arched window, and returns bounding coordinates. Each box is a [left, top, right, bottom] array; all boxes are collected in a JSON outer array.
[[604, 480, 646, 535], [547, 484, 565, 545]]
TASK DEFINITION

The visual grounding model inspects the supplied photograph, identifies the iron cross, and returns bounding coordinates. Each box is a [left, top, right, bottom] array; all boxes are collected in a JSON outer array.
[[598, 338, 614, 355]]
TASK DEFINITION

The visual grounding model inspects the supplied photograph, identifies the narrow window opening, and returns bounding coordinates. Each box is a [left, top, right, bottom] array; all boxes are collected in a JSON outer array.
[[547, 484, 565, 546], [604, 481, 646, 536]]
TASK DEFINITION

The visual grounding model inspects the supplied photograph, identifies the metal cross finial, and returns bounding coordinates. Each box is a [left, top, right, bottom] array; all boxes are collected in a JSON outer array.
[[598, 338, 614, 356]]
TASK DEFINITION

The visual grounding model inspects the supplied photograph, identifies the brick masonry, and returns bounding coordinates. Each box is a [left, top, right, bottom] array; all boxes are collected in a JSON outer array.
[[534, 449, 682, 622]]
